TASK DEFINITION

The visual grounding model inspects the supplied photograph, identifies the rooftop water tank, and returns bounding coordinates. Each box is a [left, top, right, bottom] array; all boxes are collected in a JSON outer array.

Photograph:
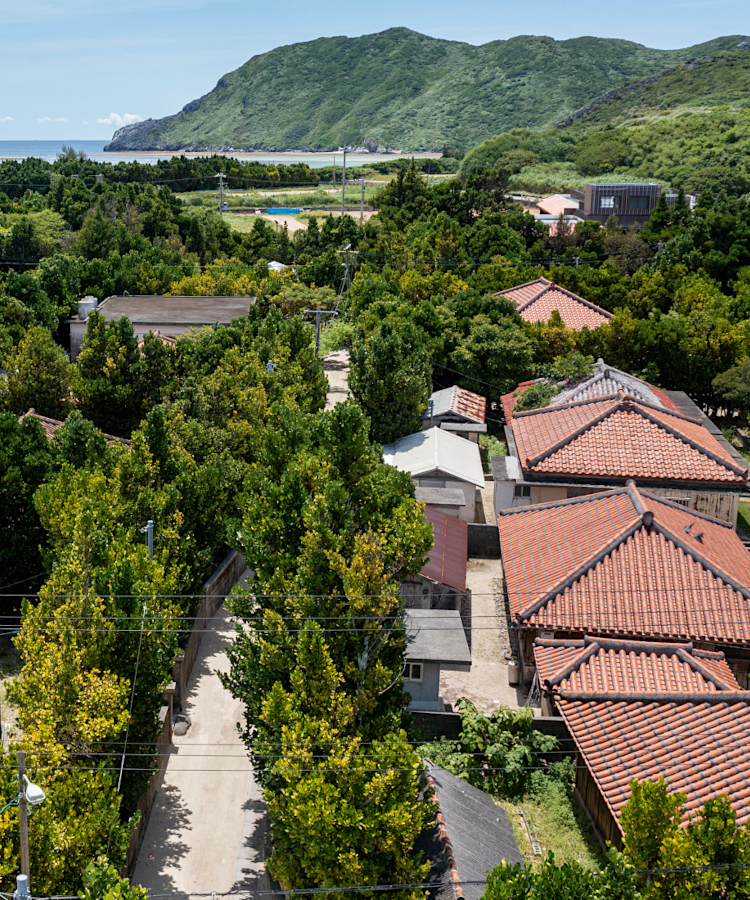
[[77, 296, 98, 321]]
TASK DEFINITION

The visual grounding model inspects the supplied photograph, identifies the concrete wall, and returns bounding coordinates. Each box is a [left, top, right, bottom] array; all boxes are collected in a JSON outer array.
[[405, 661, 442, 710], [123, 549, 246, 875], [172, 550, 247, 710], [412, 710, 574, 751], [649, 487, 738, 527]]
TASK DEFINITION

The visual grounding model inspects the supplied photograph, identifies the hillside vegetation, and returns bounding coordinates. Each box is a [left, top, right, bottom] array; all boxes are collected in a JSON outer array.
[[461, 53, 750, 196], [104, 28, 746, 153]]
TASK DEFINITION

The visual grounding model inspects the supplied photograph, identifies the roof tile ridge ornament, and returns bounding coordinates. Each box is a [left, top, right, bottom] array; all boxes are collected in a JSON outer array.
[[524, 398, 622, 469], [649, 519, 750, 604], [516, 517, 643, 622], [632, 405, 748, 478], [516, 281, 555, 313], [513, 392, 622, 417], [555, 689, 750, 705], [625, 480, 653, 527], [673, 647, 734, 691], [423, 763, 467, 900]]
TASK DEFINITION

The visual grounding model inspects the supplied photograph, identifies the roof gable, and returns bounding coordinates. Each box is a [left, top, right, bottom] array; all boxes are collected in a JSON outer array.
[[494, 278, 612, 331], [428, 385, 487, 424], [511, 394, 747, 485], [534, 636, 740, 695], [383, 427, 485, 488], [498, 483, 750, 644]]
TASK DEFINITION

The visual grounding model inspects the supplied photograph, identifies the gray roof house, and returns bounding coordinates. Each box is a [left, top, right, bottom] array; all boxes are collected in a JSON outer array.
[[68, 294, 255, 360], [383, 428, 486, 523], [404, 610, 471, 711], [418, 762, 523, 900]]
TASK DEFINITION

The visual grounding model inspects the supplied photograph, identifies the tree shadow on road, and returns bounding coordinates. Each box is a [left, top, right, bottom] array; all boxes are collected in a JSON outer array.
[[131, 780, 191, 896]]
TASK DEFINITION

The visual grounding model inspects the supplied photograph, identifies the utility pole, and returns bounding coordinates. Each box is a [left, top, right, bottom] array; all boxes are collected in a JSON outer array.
[[303, 309, 338, 355], [215, 172, 226, 214], [18, 751, 29, 884], [336, 242, 359, 296], [341, 146, 347, 218], [360, 177, 365, 223], [332, 155, 336, 189]]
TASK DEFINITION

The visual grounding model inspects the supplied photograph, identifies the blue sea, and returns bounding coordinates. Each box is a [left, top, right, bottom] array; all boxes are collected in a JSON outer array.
[[0, 140, 427, 168]]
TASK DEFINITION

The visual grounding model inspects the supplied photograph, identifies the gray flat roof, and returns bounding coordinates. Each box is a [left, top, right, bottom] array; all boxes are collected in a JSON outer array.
[[415, 487, 467, 507], [405, 609, 471, 665], [69, 295, 254, 326]]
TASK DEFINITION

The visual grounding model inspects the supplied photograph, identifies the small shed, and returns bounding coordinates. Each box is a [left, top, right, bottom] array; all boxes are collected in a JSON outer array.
[[415, 486, 467, 518], [404, 609, 471, 711], [401, 507, 469, 614], [383, 427, 485, 523], [418, 761, 523, 900], [424, 386, 487, 443]]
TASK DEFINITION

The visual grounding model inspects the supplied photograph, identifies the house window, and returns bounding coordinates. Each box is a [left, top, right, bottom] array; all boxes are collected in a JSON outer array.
[[629, 196, 649, 210], [405, 663, 423, 683], [514, 484, 531, 498], [600, 196, 620, 209]]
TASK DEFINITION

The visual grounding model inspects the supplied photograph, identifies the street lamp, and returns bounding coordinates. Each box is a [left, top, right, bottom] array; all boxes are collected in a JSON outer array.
[[0, 751, 47, 890]]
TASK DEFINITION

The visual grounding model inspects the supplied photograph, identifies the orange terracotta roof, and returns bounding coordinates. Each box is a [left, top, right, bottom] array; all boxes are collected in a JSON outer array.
[[537, 195, 574, 217], [429, 385, 487, 424], [535, 637, 750, 831], [560, 691, 750, 831], [495, 277, 613, 331], [510, 394, 747, 485], [498, 482, 750, 644], [137, 329, 178, 349], [500, 380, 536, 422], [19, 410, 132, 447], [534, 636, 740, 695], [420, 506, 467, 592]]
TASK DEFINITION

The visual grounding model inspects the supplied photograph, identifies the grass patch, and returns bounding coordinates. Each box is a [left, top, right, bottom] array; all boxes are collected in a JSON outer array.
[[499, 766, 604, 870], [738, 501, 750, 537], [221, 212, 267, 233]]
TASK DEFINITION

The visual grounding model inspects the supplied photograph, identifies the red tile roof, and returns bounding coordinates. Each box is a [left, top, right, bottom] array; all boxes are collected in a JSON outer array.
[[495, 277, 613, 331], [429, 385, 487, 424], [421, 506, 468, 592], [534, 636, 740, 696], [498, 482, 750, 644], [19, 410, 132, 447], [510, 394, 747, 485], [535, 637, 750, 830]]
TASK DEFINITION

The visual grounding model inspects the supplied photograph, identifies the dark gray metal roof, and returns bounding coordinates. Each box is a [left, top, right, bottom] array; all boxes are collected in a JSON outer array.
[[415, 487, 467, 508], [418, 763, 523, 900], [405, 610, 471, 665], [664, 390, 748, 472], [70, 295, 254, 325]]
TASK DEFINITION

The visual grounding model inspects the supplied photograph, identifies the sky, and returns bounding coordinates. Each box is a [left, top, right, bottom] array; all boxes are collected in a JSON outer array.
[[0, 0, 748, 141]]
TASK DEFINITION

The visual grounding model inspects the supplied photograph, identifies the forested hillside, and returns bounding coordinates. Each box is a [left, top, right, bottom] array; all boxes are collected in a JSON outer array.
[[104, 28, 747, 153]]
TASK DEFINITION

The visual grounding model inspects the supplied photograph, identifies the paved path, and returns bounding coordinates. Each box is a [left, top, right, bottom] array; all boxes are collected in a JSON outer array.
[[260, 213, 308, 232], [323, 349, 351, 410], [132, 595, 268, 898], [439, 559, 529, 714]]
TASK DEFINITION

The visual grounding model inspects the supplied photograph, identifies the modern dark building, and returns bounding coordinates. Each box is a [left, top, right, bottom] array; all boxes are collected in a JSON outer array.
[[568, 183, 662, 226]]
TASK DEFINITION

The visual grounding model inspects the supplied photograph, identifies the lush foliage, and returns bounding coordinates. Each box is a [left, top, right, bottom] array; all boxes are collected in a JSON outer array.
[[421, 699, 558, 799]]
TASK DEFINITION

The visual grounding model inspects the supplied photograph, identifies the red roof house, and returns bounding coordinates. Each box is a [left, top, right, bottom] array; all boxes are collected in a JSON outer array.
[[498, 482, 750, 687], [19, 409, 132, 447], [534, 634, 750, 847], [495, 277, 613, 330]]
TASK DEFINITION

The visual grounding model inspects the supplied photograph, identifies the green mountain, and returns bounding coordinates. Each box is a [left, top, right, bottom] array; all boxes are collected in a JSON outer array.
[[104, 28, 748, 153], [460, 50, 750, 197]]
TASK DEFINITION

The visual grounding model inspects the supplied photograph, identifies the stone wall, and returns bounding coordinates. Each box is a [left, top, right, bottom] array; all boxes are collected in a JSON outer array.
[[467, 523, 501, 558]]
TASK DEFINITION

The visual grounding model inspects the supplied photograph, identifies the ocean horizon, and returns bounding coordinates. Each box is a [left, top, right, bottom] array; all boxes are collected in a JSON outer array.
[[0, 140, 431, 168]]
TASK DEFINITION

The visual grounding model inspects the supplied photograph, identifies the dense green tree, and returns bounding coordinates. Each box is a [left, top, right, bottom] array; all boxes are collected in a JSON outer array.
[[349, 320, 432, 443], [449, 314, 533, 398], [1, 326, 72, 418]]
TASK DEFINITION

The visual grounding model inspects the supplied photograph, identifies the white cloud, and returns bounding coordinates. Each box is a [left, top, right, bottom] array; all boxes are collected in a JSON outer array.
[[55, 117, 67, 122], [0, 116, 13, 122], [96, 112, 142, 127], [82, 120, 88, 124], [37, 116, 52, 123]]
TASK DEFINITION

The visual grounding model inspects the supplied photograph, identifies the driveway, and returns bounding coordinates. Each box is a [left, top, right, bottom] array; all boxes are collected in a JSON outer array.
[[439, 558, 529, 713], [132, 593, 268, 897], [323, 349, 351, 410]]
